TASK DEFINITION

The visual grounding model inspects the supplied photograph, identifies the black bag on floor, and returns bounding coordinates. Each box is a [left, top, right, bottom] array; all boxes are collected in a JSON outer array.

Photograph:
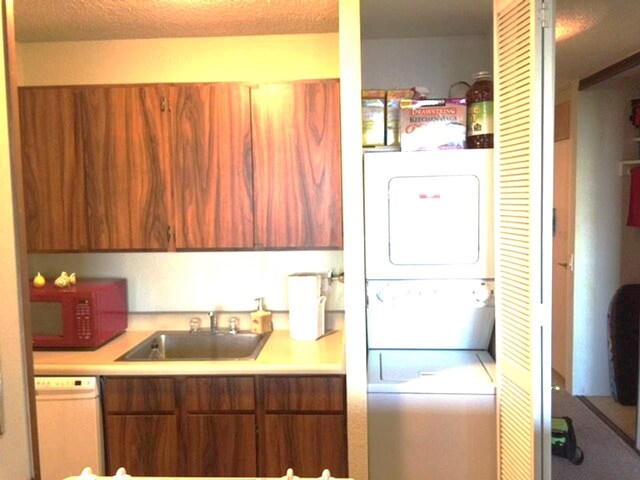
[[607, 284, 640, 406], [552, 416, 584, 465]]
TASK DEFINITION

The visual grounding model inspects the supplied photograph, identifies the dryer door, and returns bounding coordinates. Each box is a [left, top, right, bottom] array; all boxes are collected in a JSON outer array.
[[388, 174, 479, 265], [364, 149, 493, 280]]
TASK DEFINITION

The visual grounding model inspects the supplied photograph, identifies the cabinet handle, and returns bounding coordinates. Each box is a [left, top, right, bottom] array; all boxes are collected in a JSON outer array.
[[160, 96, 168, 112], [167, 225, 172, 242]]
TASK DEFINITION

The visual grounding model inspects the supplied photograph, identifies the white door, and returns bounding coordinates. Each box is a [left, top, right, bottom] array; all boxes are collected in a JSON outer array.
[[493, 0, 554, 478], [0, 1, 37, 478]]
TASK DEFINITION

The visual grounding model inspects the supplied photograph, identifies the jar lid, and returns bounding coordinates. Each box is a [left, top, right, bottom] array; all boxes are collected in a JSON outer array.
[[473, 71, 492, 80]]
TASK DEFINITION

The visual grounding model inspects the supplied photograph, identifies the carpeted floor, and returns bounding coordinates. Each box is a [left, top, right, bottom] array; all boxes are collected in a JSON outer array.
[[552, 389, 640, 479]]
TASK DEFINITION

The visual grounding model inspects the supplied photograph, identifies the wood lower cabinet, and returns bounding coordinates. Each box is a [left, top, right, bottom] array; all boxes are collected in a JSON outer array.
[[184, 414, 257, 476], [102, 377, 178, 476], [181, 376, 257, 477], [259, 375, 348, 477], [102, 375, 346, 477], [262, 414, 348, 477], [106, 414, 179, 476]]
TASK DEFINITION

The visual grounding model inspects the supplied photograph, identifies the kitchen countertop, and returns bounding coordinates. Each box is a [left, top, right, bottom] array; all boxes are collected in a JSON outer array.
[[33, 329, 344, 376]]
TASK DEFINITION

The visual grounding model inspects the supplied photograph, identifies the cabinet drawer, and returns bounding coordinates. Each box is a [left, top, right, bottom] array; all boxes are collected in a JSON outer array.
[[103, 377, 176, 413], [183, 376, 255, 412], [262, 376, 345, 412]]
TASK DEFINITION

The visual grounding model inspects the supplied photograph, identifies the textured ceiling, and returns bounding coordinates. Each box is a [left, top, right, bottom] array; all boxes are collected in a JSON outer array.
[[14, 0, 339, 42], [553, 0, 640, 87], [13, 0, 640, 86]]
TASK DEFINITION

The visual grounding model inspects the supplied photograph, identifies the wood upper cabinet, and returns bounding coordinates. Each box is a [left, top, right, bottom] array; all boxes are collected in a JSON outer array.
[[170, 84, 254, 249], [251, 81, 343, 249], [19, 87, 88, 252], [19, 80, 342, 251], [78, 85, 173, 250]]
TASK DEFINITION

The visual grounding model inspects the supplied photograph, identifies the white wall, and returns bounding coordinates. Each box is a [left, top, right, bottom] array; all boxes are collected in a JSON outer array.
[[572, 85, 637, 395], [0, 10, 35, 478], [18, 34, 344, 314], [361, 35, 492, 97], [29, 251, 343, 312], [18, 34, 339, 85]]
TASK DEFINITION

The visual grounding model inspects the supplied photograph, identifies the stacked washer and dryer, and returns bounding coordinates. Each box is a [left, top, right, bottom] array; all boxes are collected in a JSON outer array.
[[364, 150, 497, 480]]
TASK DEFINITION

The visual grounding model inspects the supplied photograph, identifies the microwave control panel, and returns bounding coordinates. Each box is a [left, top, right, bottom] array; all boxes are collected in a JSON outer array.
[[74, 298, 92, 340]]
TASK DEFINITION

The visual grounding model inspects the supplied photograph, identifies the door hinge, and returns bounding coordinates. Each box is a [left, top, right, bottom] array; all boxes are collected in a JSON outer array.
[[540, 2, 552, 28]]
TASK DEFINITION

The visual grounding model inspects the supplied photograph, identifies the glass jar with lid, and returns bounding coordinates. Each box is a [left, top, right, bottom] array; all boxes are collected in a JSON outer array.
[[466, 71, 494, 149]]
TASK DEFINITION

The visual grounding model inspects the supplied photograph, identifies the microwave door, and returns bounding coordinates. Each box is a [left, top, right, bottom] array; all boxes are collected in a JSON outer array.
[[31, 302, 65, 337], [388, 174, 480, 266]]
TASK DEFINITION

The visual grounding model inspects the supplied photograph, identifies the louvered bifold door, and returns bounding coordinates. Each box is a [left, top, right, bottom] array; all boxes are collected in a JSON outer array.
[[493, 0, 555, 479]]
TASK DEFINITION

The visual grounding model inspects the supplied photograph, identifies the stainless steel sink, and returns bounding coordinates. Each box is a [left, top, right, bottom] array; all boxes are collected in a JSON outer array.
[[116, 330, 271, 361]]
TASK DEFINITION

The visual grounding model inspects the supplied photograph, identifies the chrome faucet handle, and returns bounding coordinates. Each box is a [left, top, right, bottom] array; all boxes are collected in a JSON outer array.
[[208, 311, 218, 333], [189, 317, 201, 333], [229, 316, 239, 335]]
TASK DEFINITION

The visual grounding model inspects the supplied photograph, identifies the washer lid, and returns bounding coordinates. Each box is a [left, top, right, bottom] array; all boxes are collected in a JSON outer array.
[[368, 349, 495, 394]]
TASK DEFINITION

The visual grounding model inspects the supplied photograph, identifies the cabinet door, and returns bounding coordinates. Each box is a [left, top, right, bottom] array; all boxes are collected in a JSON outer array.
[[19, 87, 88, 252], [262, 414, 348, 477], [251, 81, 343, 248], [170, 84, 254, 249], [184, 414, 257, 477], [79, 85, 172, 250], [182, 376, 257, 476], [105, 414, 178, 476]]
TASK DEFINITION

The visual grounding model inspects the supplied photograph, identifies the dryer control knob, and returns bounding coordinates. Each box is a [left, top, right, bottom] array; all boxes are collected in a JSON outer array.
[[473, 282, 494, 306]]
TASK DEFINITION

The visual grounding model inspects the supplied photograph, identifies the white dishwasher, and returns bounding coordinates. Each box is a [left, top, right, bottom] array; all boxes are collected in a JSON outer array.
[[35, 377, 105, 480]]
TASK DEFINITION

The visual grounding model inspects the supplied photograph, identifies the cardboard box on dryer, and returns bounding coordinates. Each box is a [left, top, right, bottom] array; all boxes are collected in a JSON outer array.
[[400, 98, 467, 151], [362, 89, 386, 147], [386, 89, 414, 146]]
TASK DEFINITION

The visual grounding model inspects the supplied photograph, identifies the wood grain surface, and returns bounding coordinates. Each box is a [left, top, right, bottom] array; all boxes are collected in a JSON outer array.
[[19, 87, 88, 251], [184, 414, 258, 477], [79, 85, 172, 250], [105, 414, 179, 476], [262, 414, 348, 477], [183, 376, 255, 412], [170, 84, 254, 249], [103, 377, 176, 413], [262, 375, 345, 412], [251, 81, 343, 248]]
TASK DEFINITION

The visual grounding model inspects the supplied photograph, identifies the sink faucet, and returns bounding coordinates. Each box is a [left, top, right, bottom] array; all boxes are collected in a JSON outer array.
[[229, 316, 239, 335], [189, 317, 201, 333], [208, 311, 218, 334]]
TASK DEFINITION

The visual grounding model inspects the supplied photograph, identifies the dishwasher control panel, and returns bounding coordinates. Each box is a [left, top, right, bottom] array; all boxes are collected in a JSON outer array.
[[35, 377, 99, 396]]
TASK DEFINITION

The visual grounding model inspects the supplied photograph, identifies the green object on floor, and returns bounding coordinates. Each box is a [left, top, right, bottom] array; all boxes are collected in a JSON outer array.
[[552, 416, 584, 465]]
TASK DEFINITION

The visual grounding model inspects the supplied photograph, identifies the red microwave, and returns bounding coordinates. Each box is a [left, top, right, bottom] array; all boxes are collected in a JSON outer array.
[[30, 278, 128, 350]]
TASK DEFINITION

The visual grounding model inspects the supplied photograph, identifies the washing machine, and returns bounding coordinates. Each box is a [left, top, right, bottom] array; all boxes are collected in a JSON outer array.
[[366, 280, 497, 480]]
